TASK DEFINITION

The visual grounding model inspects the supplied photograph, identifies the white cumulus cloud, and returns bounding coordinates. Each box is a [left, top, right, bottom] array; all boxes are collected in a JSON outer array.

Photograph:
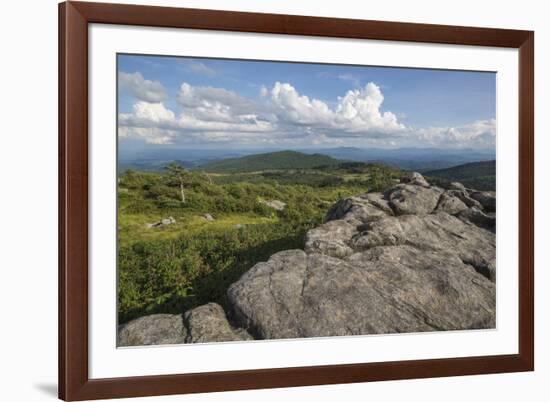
[[270, 82, 334, 126], [269, 81, 405, 136], [118, 71, 166, 103], [414, 119, 496, 148], [333, 83, 405, 134], [178, 83, 264, 119], [118, 79, 494, 149], [119, 83, 275, 144]]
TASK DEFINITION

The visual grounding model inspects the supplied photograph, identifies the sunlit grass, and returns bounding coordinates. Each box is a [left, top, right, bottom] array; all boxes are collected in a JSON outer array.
[[118, 211, 279, 247]]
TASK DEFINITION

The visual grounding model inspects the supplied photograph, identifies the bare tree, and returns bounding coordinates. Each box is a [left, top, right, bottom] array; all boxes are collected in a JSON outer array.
[[165, 162, 191, 203]]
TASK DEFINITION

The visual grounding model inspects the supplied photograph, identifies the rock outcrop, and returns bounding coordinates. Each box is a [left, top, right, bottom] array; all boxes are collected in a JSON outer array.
[[119, 173, 496, 345], [118, 314, 187, 346], [228, 247, 494, 339], [146, 216, 176, 229], [305, 220, 358, 258], [184, 303, 253, 343], [260, 199, 287, 211], [118, 303, 249, 347]]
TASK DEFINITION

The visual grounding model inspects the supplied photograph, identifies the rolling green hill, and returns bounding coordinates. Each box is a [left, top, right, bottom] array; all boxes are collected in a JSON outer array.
[[425, 160, 496, 191], [198, 150, 341, 173]]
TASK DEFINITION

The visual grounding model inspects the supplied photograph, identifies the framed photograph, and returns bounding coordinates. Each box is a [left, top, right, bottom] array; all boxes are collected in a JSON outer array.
[[59, 1, 534, 400]]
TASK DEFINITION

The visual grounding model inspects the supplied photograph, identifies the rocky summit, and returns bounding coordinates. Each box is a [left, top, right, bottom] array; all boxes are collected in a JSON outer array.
[[118, 172, 496, 346]]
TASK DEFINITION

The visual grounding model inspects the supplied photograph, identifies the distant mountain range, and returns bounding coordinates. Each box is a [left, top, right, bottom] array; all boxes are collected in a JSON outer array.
[[424, 160, 496, 191], [199, 150, 340, 173], [298, 147, 496, 172], [118, 146, 496, 173]]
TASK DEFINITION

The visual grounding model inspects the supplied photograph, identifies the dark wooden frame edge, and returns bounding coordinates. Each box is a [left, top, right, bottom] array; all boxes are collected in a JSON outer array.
[[59, 1, 534, 400]]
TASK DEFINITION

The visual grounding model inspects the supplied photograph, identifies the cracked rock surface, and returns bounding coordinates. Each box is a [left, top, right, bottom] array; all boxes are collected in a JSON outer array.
[[118, 172, 496, 345]]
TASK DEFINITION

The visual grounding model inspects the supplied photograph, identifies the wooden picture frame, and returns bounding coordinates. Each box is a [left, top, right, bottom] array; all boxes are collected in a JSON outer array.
[[59, 1, 534, 400]]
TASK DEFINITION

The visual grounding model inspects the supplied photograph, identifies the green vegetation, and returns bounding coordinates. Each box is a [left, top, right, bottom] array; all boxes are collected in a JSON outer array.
[[425, 160, 496, 191], [199, 150, 341, 173], [117, 152, 403, 324]]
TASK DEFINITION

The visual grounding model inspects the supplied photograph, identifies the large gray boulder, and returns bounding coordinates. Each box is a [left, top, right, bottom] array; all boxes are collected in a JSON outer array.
[[469, 191, 496, 212], [117, 304, 254, 346], [386, 183, 443, 216], [435, 192, 469, 215], [118, 314, 187, 346], [305, 220, 358, 258], [402, 171, 430, 187], [352, 212, 496, 281], [457, 207, 496, 233], [325, 194, 391, 224], [447, 189, 483, 209], [227, 247, 495, 339], [448, 182, 466, 191], [184, 303, 253, 343]]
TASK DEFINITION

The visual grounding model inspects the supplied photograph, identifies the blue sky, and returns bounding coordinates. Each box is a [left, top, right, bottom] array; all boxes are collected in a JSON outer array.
[[118, 54, 496, 150]]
